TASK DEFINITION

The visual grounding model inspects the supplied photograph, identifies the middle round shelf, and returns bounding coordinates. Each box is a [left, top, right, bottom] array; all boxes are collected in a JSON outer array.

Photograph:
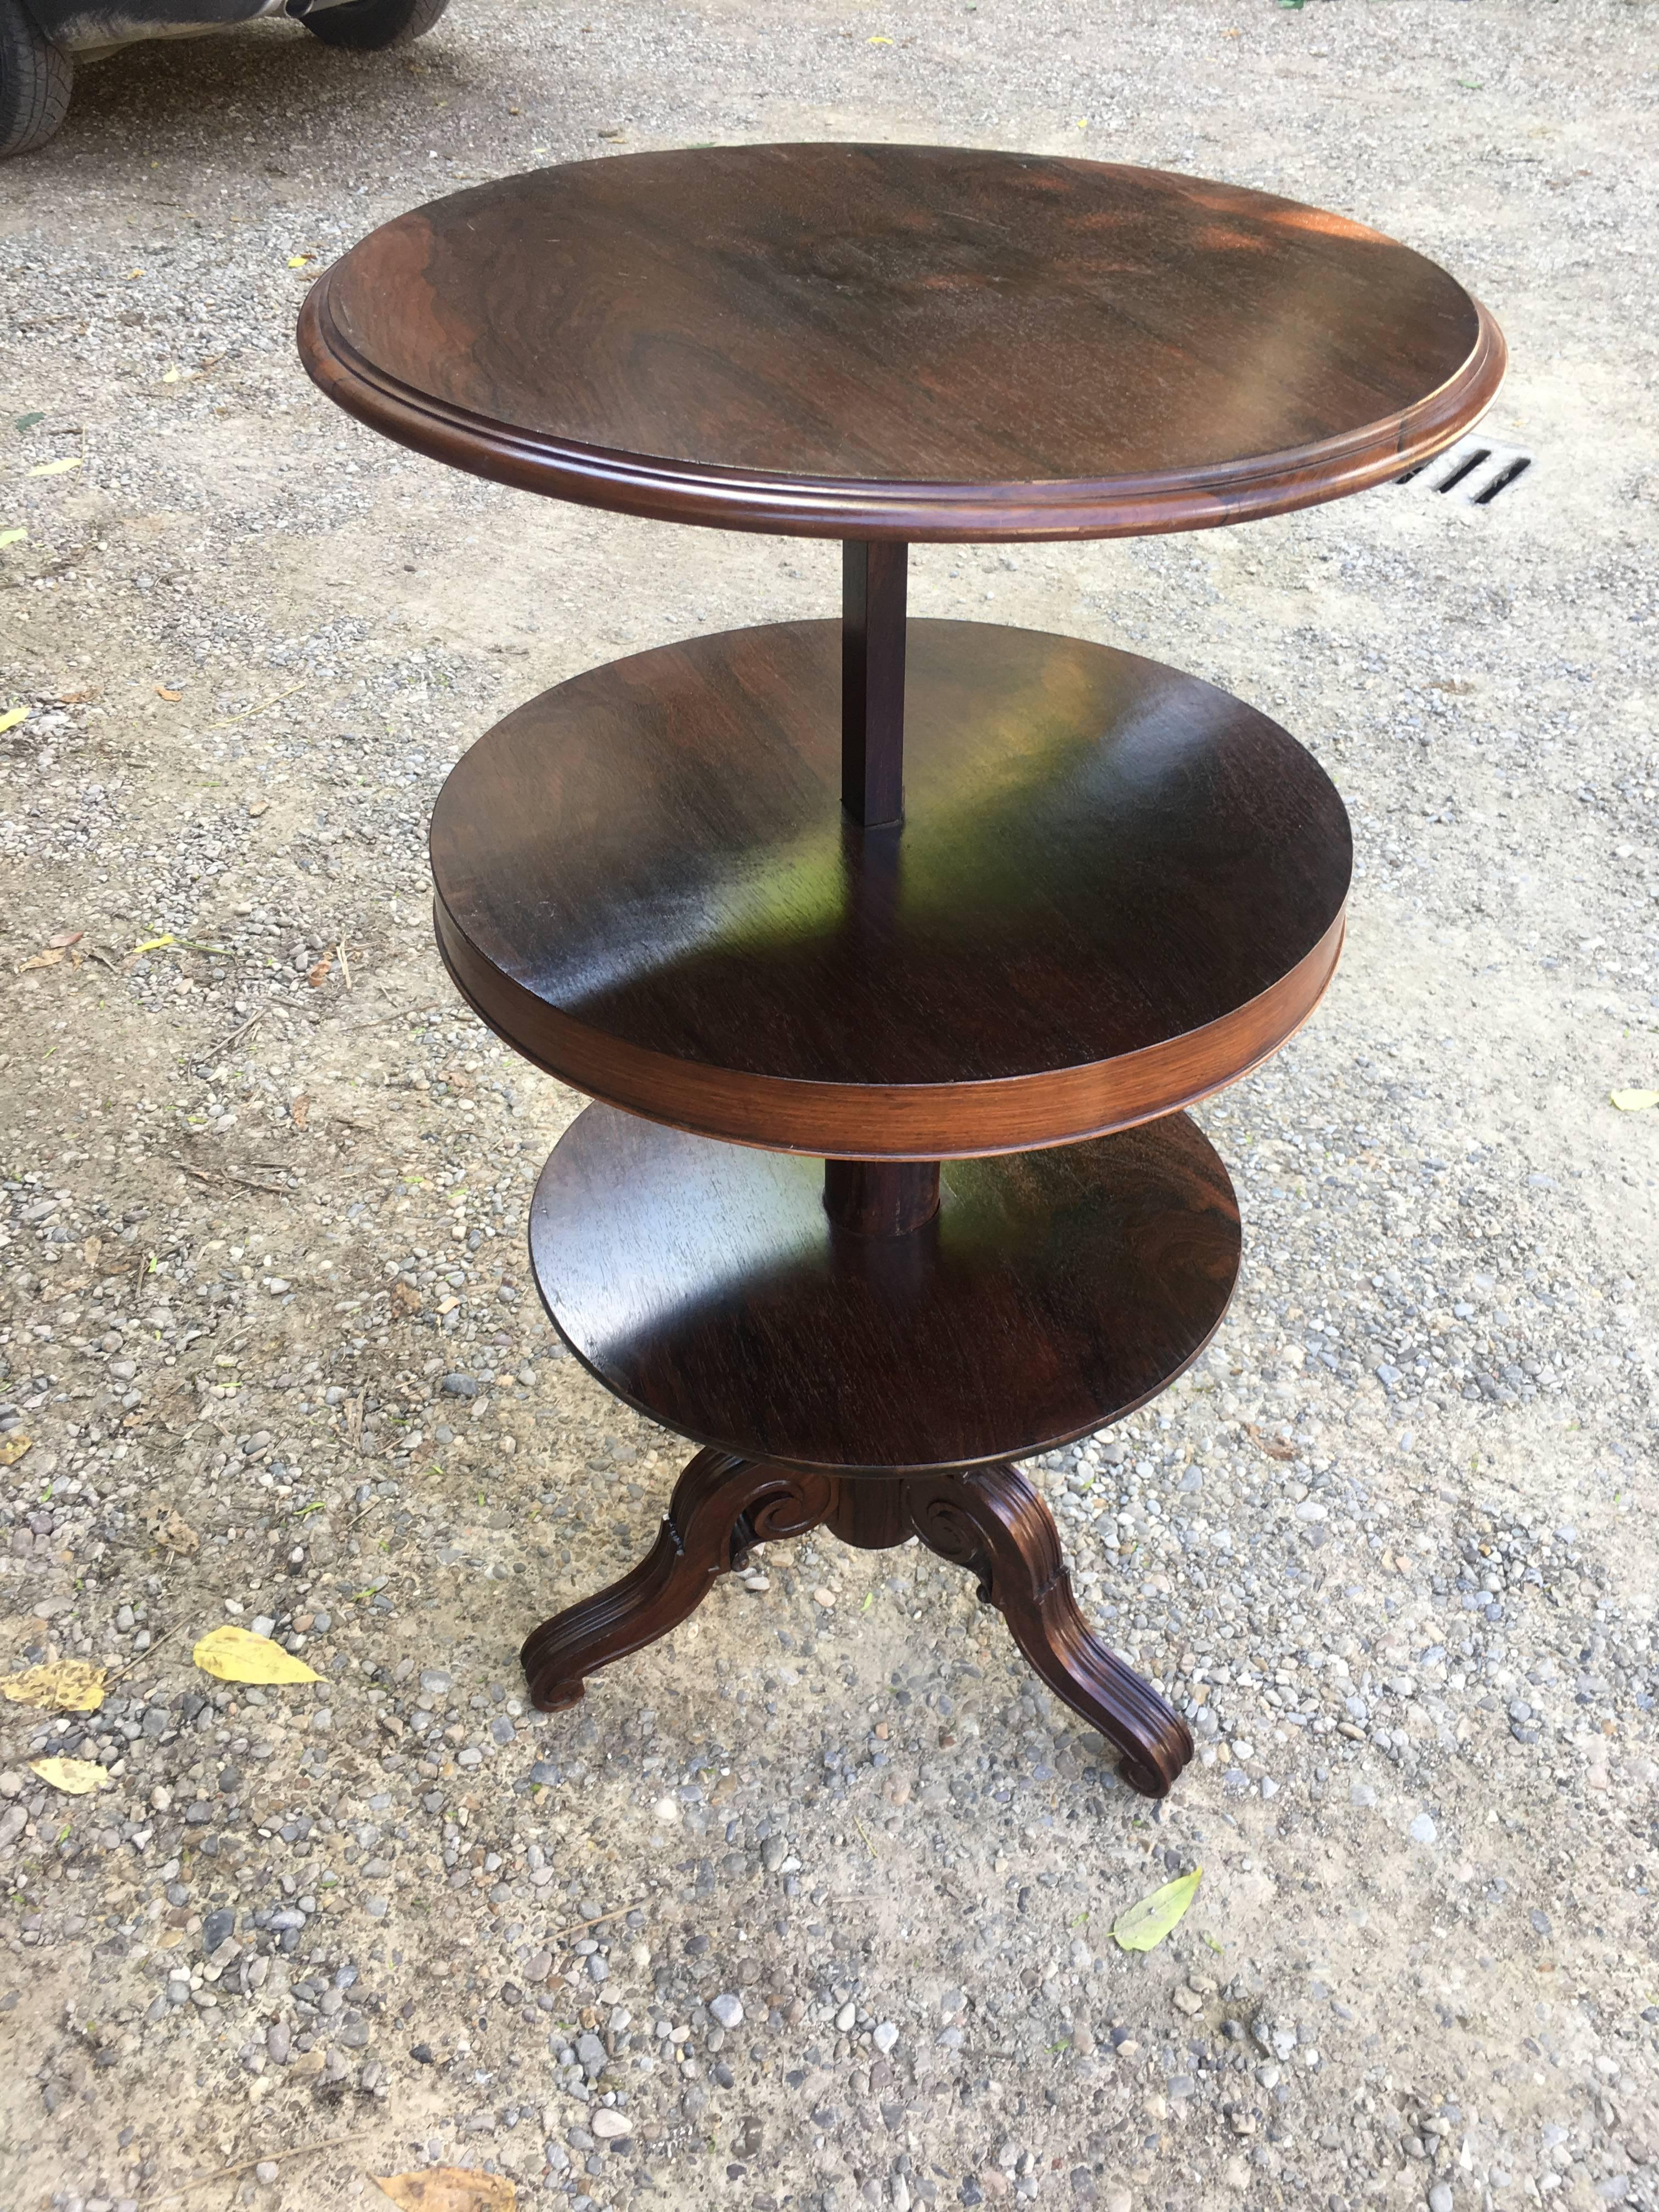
[[432, 618, 1351, 1158]]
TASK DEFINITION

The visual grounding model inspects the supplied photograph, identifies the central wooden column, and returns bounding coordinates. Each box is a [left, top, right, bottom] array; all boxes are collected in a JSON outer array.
[[822, 1157, 941, 1236], [830, 540, 934, 1241], [841, 540, 909, 828]]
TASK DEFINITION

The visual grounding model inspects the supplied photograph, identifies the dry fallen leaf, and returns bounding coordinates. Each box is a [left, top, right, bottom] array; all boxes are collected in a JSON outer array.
[[372, 2169, 516, 2212], [1, 1660, 108, 1713], [247, 797, 269, 817], [0, 706, 29, 736], [0, 527, 26, 550], [193, 1624, 320, 1686], [391, 1280, 422, 1315], [1610, 1089, 1658, 1113], [291, 1093, 311, 1129], [26, 456, 82, 478], [155, 685, 184, 702], [1244, 1421, 1297, 1462], [1113, 1867, 1203, 1953], [308, 956, 334, 990], [155, 1506, 201, 1556], [14, 949, 64, 972], [48, 930, 83, 949], [0, 1433, 32, 1464], [31, 1756, 110, 1795]]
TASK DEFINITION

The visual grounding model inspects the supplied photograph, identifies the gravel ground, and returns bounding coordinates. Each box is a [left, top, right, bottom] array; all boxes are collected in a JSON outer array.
[[2, 3, 1657, 2210]]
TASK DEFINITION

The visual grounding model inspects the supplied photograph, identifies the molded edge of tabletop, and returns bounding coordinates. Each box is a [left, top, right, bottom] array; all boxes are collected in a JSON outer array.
[[297, 272, 1505, 544]]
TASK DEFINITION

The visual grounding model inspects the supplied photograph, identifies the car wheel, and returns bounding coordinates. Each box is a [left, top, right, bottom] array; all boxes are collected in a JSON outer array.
[[0, 0, 72, 159], [302, 0, 448, 50]]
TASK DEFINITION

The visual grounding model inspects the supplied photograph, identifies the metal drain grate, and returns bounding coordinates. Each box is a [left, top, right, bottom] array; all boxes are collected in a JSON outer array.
[[1397, 435, 1532, 506]]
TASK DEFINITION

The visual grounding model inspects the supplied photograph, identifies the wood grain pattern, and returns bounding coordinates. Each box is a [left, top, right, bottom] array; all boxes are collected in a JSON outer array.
[[432, 619, 1350, 1158], [527, 1103, 1240, 1475], [520, 1447, 1192, 1797], [298, 144, 1504, 541]]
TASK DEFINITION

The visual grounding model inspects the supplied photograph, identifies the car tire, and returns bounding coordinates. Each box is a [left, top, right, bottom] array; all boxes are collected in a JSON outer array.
[[0, 0, 72, 159], [302, 0, 448, 50]]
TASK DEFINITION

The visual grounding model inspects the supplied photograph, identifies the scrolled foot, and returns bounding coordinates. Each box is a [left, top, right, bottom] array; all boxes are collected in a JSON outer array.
[[520, 1448, 831, 1711], [904, 1464, 1193, 1799]]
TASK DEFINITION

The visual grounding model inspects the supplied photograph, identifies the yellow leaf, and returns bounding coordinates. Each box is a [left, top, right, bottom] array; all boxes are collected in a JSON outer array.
[[26, 456, 82, 478], [0, 527, 25, 549], [372, 2169, 516, 2211], [0, 1431, 33, 1460], [287, 254, 314, 268], [868, 32, 893, 41], [0, 706, 28, 735], [31, 1756, 110, 1795], [1112, 1867, 1203, 1953], [1611, 1089, 1659, 1113], [127, 934, 177, 957], [192, 1624, 320, 1685], [1, 1660, 107, 1713]]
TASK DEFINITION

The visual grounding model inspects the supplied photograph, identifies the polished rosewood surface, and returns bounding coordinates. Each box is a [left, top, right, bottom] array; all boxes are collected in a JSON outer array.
[[527, 1104, 1240, 1474], [432, 619, 1350, 1155], [301, 144, 1503, 538]]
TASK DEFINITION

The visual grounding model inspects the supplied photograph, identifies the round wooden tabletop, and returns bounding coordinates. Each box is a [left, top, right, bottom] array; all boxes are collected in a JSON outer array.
[[432, 619, 1351, 1158], [300, 143, 1504, 541], [530, 1105, 1240, 1474]]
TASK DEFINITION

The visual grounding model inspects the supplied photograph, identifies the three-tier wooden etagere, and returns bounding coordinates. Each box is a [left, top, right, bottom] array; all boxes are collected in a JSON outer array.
[[301, 144, 1502, 1796]]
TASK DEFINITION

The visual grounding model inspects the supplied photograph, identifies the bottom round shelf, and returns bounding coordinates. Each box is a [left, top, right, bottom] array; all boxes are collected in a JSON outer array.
[[529, 1107, 1240, 1474]]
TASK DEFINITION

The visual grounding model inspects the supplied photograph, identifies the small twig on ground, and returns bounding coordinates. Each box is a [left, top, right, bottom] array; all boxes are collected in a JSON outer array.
[[337, 940, 352, 991], [136, 2130, 371, 2207], [548, 1895, 651, 1942], [202, 1009, 263, 1059], [206, 685, 303, 732], [106, 1619, 184, 1684]]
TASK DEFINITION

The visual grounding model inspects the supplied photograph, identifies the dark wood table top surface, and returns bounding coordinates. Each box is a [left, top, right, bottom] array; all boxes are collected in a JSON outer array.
[[529, 1105, 1240, 1472], [300, 143, 1504, 540], [431, 619, 1351, 1156]]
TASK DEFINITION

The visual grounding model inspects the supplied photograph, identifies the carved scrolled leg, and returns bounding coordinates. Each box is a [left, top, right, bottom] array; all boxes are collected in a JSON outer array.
[[902, 1464, 1193, 1799], [520, 1448, 832, 1712]]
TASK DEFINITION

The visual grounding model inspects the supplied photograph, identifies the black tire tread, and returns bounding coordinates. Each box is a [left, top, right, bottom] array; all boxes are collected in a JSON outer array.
[[302, 0, 448, 50], [0, 0, 72, 159]]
